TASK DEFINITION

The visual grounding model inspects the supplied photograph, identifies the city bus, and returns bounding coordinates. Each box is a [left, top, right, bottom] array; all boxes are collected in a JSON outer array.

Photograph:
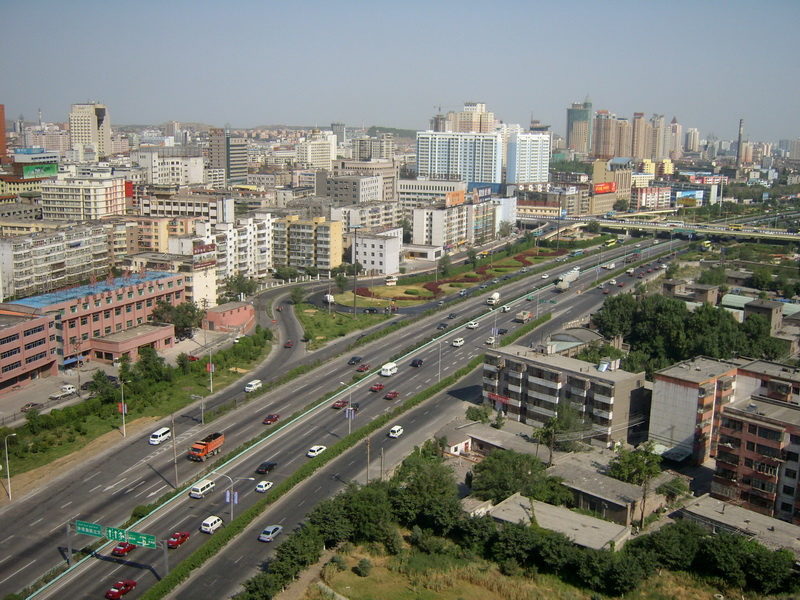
[[701, 240, 712, 250], [727, 223, 744, 231], [604, 238, 619, 248], [570, 249, 585, 257]]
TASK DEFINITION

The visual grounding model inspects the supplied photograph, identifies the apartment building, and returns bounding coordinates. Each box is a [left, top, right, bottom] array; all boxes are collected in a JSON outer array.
[[631, 186, 672, 211], [398, 179, 467, 213], [0, 305, 58, 395], [349, 229, 402, 276], [333, 158, 400, 203], [0, 225, 110, 301], [352, 133, 395, 160], [483, 345, 647, 447], [295, 131, 337, 170], [69, 102, 112, 158], [330, 202, 401, 232], [121, 249, 217, 308], [272, 215, 342, 274], [40, 173, 126, 220], [131, 147, 205, 186], [416, 130, 503, 184], [140, 193, 234, 225], [411, 190, 497, 249], [323, 175, 382, 204], [506, 131, 551, 185]]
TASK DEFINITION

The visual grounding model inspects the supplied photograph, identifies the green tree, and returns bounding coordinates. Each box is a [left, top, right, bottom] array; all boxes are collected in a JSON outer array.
[[304, 265, 318, 277], [224, 273, 257, 300], [749, 268, 773, 290], [585, 220, 601, 233], [308, 496, 354, 548], [290, 286, 306, 305], [438, 254, 452, 278], [334, 273, 349, 294], [398, 218, 413, 244], [274, 266, 299, 281], [625, 519, 703, 571], [150, 300, 204, 338], [466, 248, 479, 270], [684, 303, 746, 359], [498, 220, 513, 238], [613, 199, 630, 212], [697, 265, 726, 286], [607, 441, 662, 526], [133, 346, 173, 384], [593, 293, 637, 338], [470, 449, 566, 505], [466, 404, 492, 423]]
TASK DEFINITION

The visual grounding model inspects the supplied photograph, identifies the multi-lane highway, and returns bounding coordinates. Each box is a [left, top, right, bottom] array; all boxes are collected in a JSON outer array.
[[2, 240, 672, 598]]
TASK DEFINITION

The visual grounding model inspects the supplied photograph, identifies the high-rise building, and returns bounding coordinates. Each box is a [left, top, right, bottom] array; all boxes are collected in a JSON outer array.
[[295, 130, 337, 170], [631, 113, 651, 160], [352, 133, 395, 160], [272, 215, 342, 274], [331, 122, 346, 146], [649, 114, 667, 161], [40, 173, 126, 220], [68, 102, 112, 158], [416, 130, 503, 184], [506, 131, 551, 185], [685, 128, 700, 153], [0, 104, 6, 164], [591, 111, 619, 159], [566, 97, 592, 154], [668, 117, 683, 160], [209, 127, 248, 185], [447, 102, 495, 133]]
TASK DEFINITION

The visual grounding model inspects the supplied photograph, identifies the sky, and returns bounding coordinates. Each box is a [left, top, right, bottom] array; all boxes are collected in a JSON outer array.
[[2, 0, 799, 142]]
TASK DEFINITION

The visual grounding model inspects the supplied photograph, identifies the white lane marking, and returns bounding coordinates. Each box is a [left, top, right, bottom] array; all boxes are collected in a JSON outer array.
[[124, 481, 146, 494], [104, 478, 127, 492], [0, 559, 36, 585], [29, 518, 43, 526], [298, 499, 305, 506], [144, 485, 168, 499], [0, 534, 15, 544], [60, 501, 73, 509], [89, 484, 102, 493], [0, 556, 10, 564], [84, 472, 100, 481]]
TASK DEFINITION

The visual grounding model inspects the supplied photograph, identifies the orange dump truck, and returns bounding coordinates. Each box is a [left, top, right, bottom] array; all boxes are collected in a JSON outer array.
[[188, 432, 224, 461]]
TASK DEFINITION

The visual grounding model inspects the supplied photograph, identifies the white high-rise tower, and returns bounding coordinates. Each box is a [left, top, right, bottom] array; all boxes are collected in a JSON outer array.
[[69, 102, 112, 158]]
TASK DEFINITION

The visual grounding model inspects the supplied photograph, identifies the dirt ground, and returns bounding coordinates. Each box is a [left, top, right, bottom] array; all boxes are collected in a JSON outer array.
[[0, 416, 160, 507]]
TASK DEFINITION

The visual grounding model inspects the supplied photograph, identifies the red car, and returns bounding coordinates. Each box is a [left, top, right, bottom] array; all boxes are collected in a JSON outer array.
[[384, 391, 399, 400], [105, 580, 137, 599], [187, 355, 200, 361], [603, 288, 610, 295], [167, 531, 190, 549], [284, 340, 294, 348], [369, 383, 385, 392], [356, 363, 371, 372], [618, 282, 625, 287], [262, 414, 280, 425], [332, 399, 348, 409], [111, 542, 136, 557]]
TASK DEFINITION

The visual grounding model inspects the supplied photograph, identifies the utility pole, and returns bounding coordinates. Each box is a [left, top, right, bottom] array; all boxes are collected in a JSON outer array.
[[351, 225, 362, 319], [171, 413, 179, 488], [365, 435, 371, 484]]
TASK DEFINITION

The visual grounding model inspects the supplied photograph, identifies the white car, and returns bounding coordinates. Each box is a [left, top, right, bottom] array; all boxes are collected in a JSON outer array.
[[466, 321, 479, 329], [452, 337, 465, 347], [200, 515, 223, 534], [307, 445, 327, 458], [486, 336, 496, 345], [609, 279, 617, 285], [255, 480, 273, 493], [541, 273, 550, 279], [388, 425, 404, 438]]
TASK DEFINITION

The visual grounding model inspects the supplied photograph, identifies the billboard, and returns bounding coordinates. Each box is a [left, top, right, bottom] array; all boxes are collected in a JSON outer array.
[[593, 182, 617, 195], [676, 190, 704, 200], [22, 163, 57, 179]]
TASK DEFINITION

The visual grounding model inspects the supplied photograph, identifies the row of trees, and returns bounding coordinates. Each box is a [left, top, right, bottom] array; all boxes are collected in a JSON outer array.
[[236, 441, 798, 599]]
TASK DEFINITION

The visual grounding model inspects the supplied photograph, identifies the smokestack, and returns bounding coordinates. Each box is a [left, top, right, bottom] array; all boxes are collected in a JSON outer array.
[[736, 119, 744, 168]]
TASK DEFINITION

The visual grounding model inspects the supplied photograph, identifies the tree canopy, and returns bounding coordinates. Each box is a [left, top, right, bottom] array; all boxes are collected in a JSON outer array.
[[150, 300, 205, 338]]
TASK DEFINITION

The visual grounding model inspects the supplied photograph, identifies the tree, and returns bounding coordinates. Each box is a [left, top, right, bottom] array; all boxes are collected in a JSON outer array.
[[684, 303, 746, 359], [466, 248, 479, 270], [438, 254, 452, 278], [274, 266, 299, 281], [466, 404, 492, 423], [150, 300, 204, 338], [697, 265, 726, 286], [585, 220, 601, 234], [613, 199, 629, 212], [592, 293, 637, 339], [607, 441, 662, 526], [470, 449, 566, 505], [223, 273, 257, 300], [334, 273, 349, 294], [625, 519, 704, 571], [308, 496, 354, 547], [290, 286, 306, 305], [398, 218, 413, 244], [498, 220, 514, 238], [304, 265, 318, 277]]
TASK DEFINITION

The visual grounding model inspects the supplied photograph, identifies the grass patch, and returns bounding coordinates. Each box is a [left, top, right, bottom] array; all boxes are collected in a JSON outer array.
[[293, 303, 389, 349]]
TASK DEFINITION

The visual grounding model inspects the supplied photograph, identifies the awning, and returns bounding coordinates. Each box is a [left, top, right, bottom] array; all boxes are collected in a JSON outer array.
[[62, 357, 78, 365]]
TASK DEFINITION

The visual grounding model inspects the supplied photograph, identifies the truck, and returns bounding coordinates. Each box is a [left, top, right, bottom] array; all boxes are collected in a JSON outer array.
[[603, 262, 616, 270], [188, 432, 224, 461], [626, 268, 635, 277], [486, 292, 500, 306], [323, 293, 335, 304], [515, 311, 533, 323], [49, 384, 77, 401], [555, 270, 579, 292]]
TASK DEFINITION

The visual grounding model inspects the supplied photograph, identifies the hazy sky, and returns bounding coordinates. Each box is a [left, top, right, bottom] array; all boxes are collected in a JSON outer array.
[[3, 0, 799, 142]]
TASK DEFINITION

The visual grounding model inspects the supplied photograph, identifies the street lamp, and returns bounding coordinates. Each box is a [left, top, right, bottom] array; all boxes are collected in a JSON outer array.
[[437, 340, 442, 383], [211, 472, 254, 521], [191, 394, 204, 424], [120, 380, 128, 438], [4, 433, 16, 500], [339, 382, 355, 435], [351, 225, 363, 319]]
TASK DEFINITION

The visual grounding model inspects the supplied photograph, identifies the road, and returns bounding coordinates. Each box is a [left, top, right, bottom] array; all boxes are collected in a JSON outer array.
[[2, 240, 674, 598]]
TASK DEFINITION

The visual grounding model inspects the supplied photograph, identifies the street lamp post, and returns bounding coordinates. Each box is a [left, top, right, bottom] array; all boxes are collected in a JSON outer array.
[[351, 225, 362, 319], [340, 382, 355, 435], [191, 394, 204, 425], [120, 380, 127, 438], [438, 340, 442, 382], [208, 351, 214, 394], [211, 472, 254, 521], [4, 433, 17, 500]]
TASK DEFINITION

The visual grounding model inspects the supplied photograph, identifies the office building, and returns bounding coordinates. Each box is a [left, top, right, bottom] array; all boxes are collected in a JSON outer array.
[[446, 102, 495, 133], [140, 192, 234, 225], [295, 130, 337, 170], [272, 215, 342, 274], [352, 133, 395, 160], [331, 122, 347, 146], [0, 305, 58, 395], [330, 202, 401, 232], [39, 173, 126, 221], [322, 175, 382, 204], [685, 128, 700, 153], [566, 98, 592, 154], [590, 158, 632, 214], [416, 131, 503, 184], [334, 158, 400, 202], [649, 114, 667, 161], [131, 147, 205, 186], [209, 128, 248, 185], [69, 102, 112, 158], [506, 131, 550, 185], [668, 117, 683, 159]]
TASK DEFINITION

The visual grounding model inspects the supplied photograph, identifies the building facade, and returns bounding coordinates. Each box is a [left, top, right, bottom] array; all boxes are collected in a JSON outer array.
[[566, 98, 592, 154], [131, 147, 205, 186], [272, 215, 342, 274], [209, 128, 248, 185], [330, 202, 401, 232], [333, 158, 400, 203], [69, 102, 112, 158], [506, 131, 551, 185], [139, 193, 235, 225], [0, 305, 58, 395], [39, 173, 126, 221], [415, 131, 503, 184]]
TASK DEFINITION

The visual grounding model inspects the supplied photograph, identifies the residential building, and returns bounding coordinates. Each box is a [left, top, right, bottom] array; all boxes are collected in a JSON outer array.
[[482, 345, 647, 447], [631, 112, 651, 160], [631, 186, 672, 211], [272, 215, 342, 274], [330, 202, 401, 232], [139, 192, 234, 225], [209, 128, 248, 185], [0, 174, 54, 198], [295, 130, 337, 170], [0, 225, 110, 301], [685, 128, 700, 153], [131, 147, 205, 186], [668, 117, 683, 160], [398, 179, 467, 218], [591, 111, 629, 160], [348, 229, 402, 276], [352, 133, 395, 160], [69, 102, 112, 158], [333, 158, 400, 202], [331, 122, 347, 146], [0, 305, 58, 395], [416, 131, 503, 184], [39, 173, 126, 220], [446, 102, 495, 133], [566, 98, 593, 154], [590, 159, 632, 215], [323, 175, 382, 204], [120, 249, 217, 308], [506, 131, 550, 185], [516, 185, 590, 221]]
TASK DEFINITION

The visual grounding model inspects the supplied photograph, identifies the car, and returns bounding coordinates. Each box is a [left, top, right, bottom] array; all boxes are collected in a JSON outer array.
[[498, 328, 509, 335], [363, 307, 378, 314], [635, 243, 642, 248], [521, 267, 528, 273], [20, 402, 43, 413], [384, 391, 400, 400], [105, 579, 137, 599], [618, 282, 625, 287], [638, 272, 644, 278], [647, 268, 653, 273], [370, 383, 385, 392], [167, 531, 190, 549], [233, 335, 243, 344], [200, 515, 223, 534], [604, 289, 610, 295], [347, 356, 362, 365], [541, 273, 550, 279], [437, 300, 445, 307], [258, 525, 283, 542], [111, 542, 136, 557], [436, 323, 448, 330], [307, 445, 327, 457], [459, 289, 468, 296], [467, 321, 479, 329], [388, 425, 404, 438], [187, 355, 200, 361], [452, 337, 465, 347], [332, 399, 348, 409], [411, 358, 424, 367], [492, 279, 500, 284], [356, 363, 371, 372], [256, 461, 278, 474], [609, 279, 617, 285], [255, 480, 274, 493], [486, 336, 496, 345], [479, 284, 489, 289], [262, 413, 280, 425], [447, 312, 458, 319], [80, 380, 93, 391], [284, 340, 294, 348]]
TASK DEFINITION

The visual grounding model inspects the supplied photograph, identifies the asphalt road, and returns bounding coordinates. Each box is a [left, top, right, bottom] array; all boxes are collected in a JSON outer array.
[[3, 240, 674, 598]]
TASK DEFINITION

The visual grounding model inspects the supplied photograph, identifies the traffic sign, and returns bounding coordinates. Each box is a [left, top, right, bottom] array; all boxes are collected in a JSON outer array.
[[128, 531, 157, 549], [76, 520, 103, 538], [106, 526, 127, 542]]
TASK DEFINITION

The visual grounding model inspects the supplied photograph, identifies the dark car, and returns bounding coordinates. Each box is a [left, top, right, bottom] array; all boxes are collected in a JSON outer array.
[[111, 542, 136, 557], [363, 307, 378, 314], [447, 312, 458, 320], [256, 461, 278, 474], [436, 323, 448, 330], [411, 358, 424, 367], [347, 356, 362, 365], [167, 531, 190, 549], [105, 580, 137, 599], [80, 381, 93, 391], [498, 328, 509, 335], [262, 414, 280, 425]]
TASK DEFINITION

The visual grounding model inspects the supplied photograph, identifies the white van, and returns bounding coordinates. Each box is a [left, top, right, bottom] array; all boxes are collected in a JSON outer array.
[[149, 427, 171, 445], [244, 379, 262, 393], [452, 338, 465, 347], [388, 425, 404, 438], [189, 479, 216, 499], [500, 305, 511, 313], [380, 362, 398, 377], [200, 515, 223, 534]]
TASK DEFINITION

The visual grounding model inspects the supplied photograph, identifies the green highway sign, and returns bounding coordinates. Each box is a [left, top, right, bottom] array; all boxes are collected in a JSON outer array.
[[106, 526, 127, 542], [128, 531, 157, 549], [75, 520, 102, 538]]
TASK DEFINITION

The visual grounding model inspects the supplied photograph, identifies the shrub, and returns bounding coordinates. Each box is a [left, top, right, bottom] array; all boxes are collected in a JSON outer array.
[[329, 555, 347, 571], [355, 558, 372, 577], [404, 289, 420, 295]]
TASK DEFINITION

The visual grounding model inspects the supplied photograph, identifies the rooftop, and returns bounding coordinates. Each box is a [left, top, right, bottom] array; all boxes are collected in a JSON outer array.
[[727, 394, 800, 427], [491, 344, 641, 383], [98, 323, 173, 344], [656, 356, 741, 384]]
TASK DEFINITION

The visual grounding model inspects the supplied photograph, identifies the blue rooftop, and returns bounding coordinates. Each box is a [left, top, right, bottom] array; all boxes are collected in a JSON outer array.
[[10, 271, 176, 309]]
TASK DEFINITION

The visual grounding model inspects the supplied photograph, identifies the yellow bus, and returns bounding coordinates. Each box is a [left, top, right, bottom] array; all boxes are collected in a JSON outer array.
[[701, 240, 712, 249], [604, 238, 618, 248], [727, 223, 744, 231]]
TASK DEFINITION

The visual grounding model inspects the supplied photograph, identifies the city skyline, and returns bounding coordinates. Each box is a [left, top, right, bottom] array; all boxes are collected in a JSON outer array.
[[2, 0, 799, 142]]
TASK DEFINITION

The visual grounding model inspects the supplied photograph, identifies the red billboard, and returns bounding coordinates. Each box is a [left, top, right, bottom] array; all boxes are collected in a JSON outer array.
[[594, 182, 617, 195]]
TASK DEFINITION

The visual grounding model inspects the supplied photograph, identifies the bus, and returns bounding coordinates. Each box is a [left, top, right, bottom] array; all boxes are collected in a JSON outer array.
[[604, 238, 618, 248], [701, 240, 712, 250], [665, 221, 684, 227], [570, 249, 585, 257], [727, 223, 744, 231]]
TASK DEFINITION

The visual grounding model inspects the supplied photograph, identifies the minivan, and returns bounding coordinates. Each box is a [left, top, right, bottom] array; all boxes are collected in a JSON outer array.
[[380, 362, 398, 377], [244, 379, 262, 393], [388, 425, 404, 438], [149, 427, 171, 445], [452, 338, 465, 347], [189, 479, 216, 499], [200, 515, 223, 534]]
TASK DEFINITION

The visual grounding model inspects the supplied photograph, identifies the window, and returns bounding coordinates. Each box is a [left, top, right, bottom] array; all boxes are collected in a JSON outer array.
[[791, 434, 800, 445], [68, 320, 76, 329], [93, 314, 100, 322], [104, 326, 111, 335], [103, 310, 111, 319], [93, 330, 100, 337], [126, 305, 132, 313], [781, 502, 793, 512], [783, 485, 795, 496], [80, 317, 88, 325], [747, 441, 756, 452], [759, 427, 782, 442], [136, 302, 143, 310], [786, 468, 797, 479], [786, 451, 800, 463], [115, 324, 123, 332], [70, 305, 77, 314], [748, 424, 758, 434]]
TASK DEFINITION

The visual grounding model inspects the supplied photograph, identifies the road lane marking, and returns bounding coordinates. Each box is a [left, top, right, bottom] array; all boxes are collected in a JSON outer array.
[[104, 478, 127, 492], [124, 481, 146, 494], [29, 518, 43, 526], [0, 534, 14, 544], [89, 484, 102, 493], [60, 501, 73, 509], [144, 485, 168, 499], [0, 559, 36, 585]]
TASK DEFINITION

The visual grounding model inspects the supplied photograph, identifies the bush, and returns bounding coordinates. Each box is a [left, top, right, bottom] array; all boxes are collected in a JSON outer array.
[[329, 555, 347, 571], [404, 289, 420, 295], [355, 558, 372, 577]]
